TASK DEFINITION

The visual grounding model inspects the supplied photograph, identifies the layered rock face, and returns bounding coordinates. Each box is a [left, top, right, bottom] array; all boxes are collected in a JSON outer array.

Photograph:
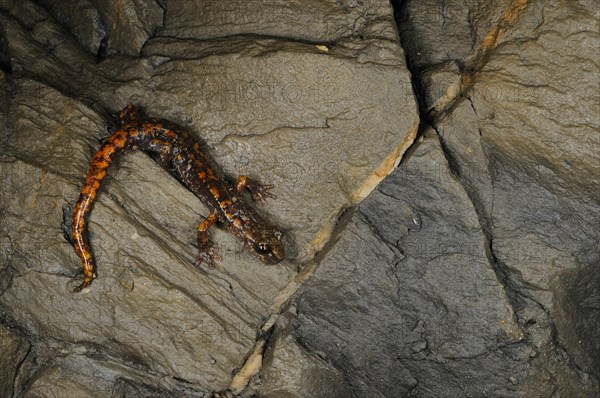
[[0, 1, 597, 397]]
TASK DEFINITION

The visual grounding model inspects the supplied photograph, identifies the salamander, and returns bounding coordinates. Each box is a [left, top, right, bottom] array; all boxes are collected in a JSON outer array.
[[70, 104, 284, 292]]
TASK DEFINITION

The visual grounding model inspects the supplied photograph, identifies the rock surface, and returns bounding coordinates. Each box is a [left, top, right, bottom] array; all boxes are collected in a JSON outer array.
[[34, 0, 164, 57], [293, 131, 597, 397], [288, 0, 599, 397], [295, 129, 522, 397], [0, 0, 598, 397], [0, 0, 417, 396], [403, 0, 600, 382], [259, 313, 354, 398], [0, 325, 29, 398]]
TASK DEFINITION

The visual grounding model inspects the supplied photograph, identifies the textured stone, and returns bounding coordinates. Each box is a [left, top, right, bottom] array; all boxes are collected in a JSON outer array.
[[257, 313, 353, 398], [0, 81, 294, 389], [398, 0, 514, 69], [1, 0, 598, 396], [432, 0, 600, 378], [34, 0, 164, 56], [295, 131, 534, 397], [162, 0, 398, 42], [19, 353, 205, 398], [381, 0, 597, 394], [0, 0, 415, 395], [1, 0, 417, 262], [0, 325, 29, 398]]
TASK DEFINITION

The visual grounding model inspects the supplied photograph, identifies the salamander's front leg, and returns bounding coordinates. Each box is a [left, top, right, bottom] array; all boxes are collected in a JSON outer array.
[[116, 103, 139, 125], [195, 210, 221, 268], [236, 175, 276, 202]]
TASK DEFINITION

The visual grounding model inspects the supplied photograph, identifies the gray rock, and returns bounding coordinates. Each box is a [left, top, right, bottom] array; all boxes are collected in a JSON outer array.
[[1, 0, 418, 261], [1, 0, 598, 396], [398, 0, 514, 69], [257, 312, 354, 398], [33, 0, 164, 56], [0, 325, 29, 398], [289, 0, 593, 396], [0, 82, 293, 389], [0, 0, 415, 395], [19, 352, 206, 398], [161, 0, 398, 42], [432, 0, 600, 379], [295, 131, 532, 397], [295, 123, 598, 396]]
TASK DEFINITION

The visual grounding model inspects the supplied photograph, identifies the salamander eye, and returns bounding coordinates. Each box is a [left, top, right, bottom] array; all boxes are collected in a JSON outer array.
[[254, 243, 272, 255]]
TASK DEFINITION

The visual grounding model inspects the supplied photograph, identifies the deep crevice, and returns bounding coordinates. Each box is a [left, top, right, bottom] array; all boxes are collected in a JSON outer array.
[[0, 31, 12, 74], [390, 0, 527, 313], [390, 0, 534, 371], [388, 1, 435, 168], [95, 35, 108, 63]]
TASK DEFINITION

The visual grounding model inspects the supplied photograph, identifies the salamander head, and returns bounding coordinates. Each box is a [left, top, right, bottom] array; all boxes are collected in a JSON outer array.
[[243, 225, 285, 265], [223, 197, 285, 264]]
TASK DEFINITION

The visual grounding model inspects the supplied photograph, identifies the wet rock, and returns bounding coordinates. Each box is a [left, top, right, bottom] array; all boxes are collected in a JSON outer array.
[[257, 312, 354, 398], [429, 0, 600, 379], [1, 0, 597, 396], [295, 131, 531, 397], [19, 352, 205, 398], [0, 325, 29, 398], [0, 0, 415, 395], [33, 0, 164, 56]]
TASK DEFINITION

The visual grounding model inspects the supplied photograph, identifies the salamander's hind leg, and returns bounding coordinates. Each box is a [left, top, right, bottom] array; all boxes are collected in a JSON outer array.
[[235, 175, 276, 202], [195, 211, 221, 268]]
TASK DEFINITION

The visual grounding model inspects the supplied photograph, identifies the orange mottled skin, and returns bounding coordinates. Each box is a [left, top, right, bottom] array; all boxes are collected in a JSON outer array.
[[71, 104, 284, 292]]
